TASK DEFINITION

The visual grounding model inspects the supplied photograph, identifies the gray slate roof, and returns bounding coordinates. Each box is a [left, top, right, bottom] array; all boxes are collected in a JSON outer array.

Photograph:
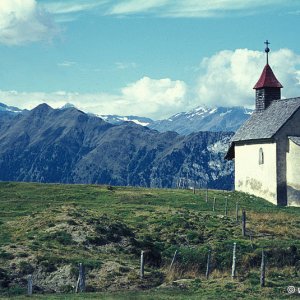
[[289, 136, 300, 146], [232, 97, 300, 142]]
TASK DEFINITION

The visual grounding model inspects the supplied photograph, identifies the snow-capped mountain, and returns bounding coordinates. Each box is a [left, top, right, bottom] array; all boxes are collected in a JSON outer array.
[[149, 106, 253, 134], [0, 101, 252, 134], [94, 106, 253, 134], [0, 102, 23, 115], [97, 114, 154, 126], [60, 103, 76, 110], [58, 104, 154, 126]]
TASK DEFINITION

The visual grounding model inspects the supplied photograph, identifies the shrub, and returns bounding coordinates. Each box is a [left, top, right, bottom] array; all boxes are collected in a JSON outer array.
[[0, 251, 14, 260], [67, 219, 78, 226], [0, 268, 10, 288], [177, 247, 208, 272], [17, 252, 29, 258], [86, 236, 108, 246], [40, 260, 58, 273], [18, 261, 34, 275], [40, 231, 74, 246]]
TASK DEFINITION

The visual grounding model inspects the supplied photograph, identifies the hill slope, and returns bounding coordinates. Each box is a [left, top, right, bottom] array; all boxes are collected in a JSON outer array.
[[0, 183, 299, 299], [0, 104, 233, 189]]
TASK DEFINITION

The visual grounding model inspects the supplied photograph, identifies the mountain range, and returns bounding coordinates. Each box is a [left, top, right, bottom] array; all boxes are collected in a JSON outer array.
[[0, 102, 252, 134], [0, 103, 234, 189], [98, 106, 252, 134], [149, 106, 252, 134]]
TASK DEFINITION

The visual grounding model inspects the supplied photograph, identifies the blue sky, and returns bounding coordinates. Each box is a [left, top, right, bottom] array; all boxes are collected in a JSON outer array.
[[1, 0, 300, 119]]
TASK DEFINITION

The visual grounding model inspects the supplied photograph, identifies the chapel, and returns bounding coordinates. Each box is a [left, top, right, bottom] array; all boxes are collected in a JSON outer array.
[[225, 41, 300, 207]]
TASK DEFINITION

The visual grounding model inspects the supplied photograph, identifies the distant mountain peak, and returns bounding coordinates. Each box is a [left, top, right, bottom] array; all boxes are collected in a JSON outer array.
[[0, 102, 23, 114], [60, 103, 76, 110], [31, 103, 53, 114]]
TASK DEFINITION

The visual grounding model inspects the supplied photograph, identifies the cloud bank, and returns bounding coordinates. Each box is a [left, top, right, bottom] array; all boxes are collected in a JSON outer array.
[[0, 0, 57, 45], [42, 0, 299, 24], [1, 0, 298, 44], [197, 48, 300, 108], [0, 77, 187, 119], [107, 0, 289, 18], [1, 48, 300, 119]]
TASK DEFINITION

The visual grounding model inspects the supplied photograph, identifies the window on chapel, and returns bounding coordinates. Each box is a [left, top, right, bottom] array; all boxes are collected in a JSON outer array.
[[259, 148, 264, 165]]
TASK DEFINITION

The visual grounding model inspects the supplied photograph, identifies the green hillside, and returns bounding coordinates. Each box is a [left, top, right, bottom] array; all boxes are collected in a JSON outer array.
[[0, 182, 299, 299]]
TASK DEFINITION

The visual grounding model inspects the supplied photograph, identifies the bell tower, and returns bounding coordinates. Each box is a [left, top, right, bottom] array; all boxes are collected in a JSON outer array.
[[253, 40, 283, 111]]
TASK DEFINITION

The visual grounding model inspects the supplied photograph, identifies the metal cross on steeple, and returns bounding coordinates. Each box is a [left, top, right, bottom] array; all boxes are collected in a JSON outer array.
[[264, 40, 270, 64]]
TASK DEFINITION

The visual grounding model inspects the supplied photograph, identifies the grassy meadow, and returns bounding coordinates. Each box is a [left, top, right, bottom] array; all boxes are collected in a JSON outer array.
[[0, 182, 299, 299]]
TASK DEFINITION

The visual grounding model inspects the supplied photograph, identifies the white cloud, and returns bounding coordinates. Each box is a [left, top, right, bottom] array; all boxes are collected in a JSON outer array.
[[0, 0, 57, 45], [115, 62, 138, 70], [120, 77, 187, 117], [108, 0, 169, 15], [44, 0, 107, 15], [57, 61, 77, 67], [0, 77, 187, 119], [197, 48, 300, 107], [2, 49, 300, 118], [40, 0, 297, 22], [106, 0, 294, 17]]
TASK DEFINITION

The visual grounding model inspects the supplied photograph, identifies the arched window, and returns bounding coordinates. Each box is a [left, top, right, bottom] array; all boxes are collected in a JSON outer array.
[[259, 148, 264, 165]]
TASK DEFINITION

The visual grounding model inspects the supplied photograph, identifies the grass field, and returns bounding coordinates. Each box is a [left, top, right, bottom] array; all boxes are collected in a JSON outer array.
[[0, 182, 299, 299]]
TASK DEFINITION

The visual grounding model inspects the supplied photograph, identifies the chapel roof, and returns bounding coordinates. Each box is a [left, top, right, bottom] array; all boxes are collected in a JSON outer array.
[[232, 97, 300, 141], [289, 136, 300, 146], [225, 97, 300, 159], [253, 64, 283, 89]]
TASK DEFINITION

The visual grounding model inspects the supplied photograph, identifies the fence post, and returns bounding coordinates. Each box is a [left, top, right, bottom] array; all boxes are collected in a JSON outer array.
[[27, 274, 33, 296], [77, 263, 85, 293], [236, 202, 239, 222], [140, 250, 145, 279], [213, 197, 216, 212], [231, 242, 237, 279], [206, 250, 211, 280], [169, 250, 178, 271], [225, 197, 228, 216], [193, 180, 196, 194], [242, 210, 246, 237], [260, 249, 266, 287], [205, 188, 208, 203]]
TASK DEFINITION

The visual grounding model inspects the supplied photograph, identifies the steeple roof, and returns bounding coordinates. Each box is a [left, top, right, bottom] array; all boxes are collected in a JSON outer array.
[[253, 64, 283, 89]]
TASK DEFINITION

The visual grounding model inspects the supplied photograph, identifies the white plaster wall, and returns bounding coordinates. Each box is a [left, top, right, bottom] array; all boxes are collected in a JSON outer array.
[[286, 139, 300, 206], [235, 143, 277, 204]]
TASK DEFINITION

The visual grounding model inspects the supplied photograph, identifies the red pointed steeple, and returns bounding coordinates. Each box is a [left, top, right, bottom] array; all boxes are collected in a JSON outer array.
[[253, 64, 283, 89], [253, 40, 283, 111]]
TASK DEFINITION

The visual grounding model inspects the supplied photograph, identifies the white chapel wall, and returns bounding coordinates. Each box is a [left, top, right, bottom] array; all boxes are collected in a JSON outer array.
[[276, 108, 300, 206], [235, 142, 277, 204], [286, 139, 300, 206]]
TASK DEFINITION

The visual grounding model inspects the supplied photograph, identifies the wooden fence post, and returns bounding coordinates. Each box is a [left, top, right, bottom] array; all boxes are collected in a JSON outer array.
[[76, 263, 85, 293], [27, 274, 33, 296], [213, 197, 216, 212], [205, 188, 208, 203], [169, 250, 178, 271], [242, 210, 246, 236], [225, 197, 228, 216], [140, 250, 145, 279], [231, 242, 237, 279], [193, 180, 196, 194], [206, 250, 211, 279], [260, 249, 266, 287], [236, 202, 239, 222]]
